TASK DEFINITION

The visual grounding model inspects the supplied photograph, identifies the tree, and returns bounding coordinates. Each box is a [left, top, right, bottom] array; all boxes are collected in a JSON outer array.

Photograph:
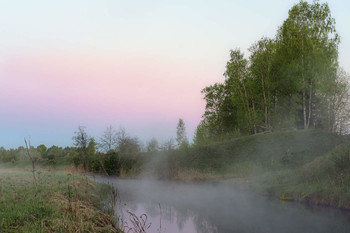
[[73, 126, 90, 171], [199, 0, 346, 136], [277, 0, 339, 129], [99, 125, 118, 153], [24, 138, 37, 190], [116, 127, 141, 154], [0, 147, 11, 162], [176, 118, 188, 148], [87, 138, 97, 156], [36, 144, 47, 158], [249, 37, 278, 130], [326, 68, 350, 134], [201, 83, 238, 136], [46, 145, 62, 162], [224, 49, 258, 133], [161, 138, 175, 151], [193, 120, 212, 146], [146, 138, 159, 152]]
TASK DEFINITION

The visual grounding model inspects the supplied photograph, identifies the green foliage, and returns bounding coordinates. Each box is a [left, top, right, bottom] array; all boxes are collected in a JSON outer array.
[[116, 128, 141, 154], [157, 129, 350, 208], [70, 151, 81, 168], [73, 126, 90, 171], [36, 144, 47, 158], [182, 130, 341, 174], [88, 138, 97, 156], [332, 145, 350, 174], [199, 0, 348, 138], [120, 156, 139, 173], [146, 130, 344, 183], [176, 118, 188, 147], [89, 155, 102, 173], [45, 146, 62, 165], [103, 152, 120, 175], [193, 120, 212, 146], [0, 148, 18, 163]]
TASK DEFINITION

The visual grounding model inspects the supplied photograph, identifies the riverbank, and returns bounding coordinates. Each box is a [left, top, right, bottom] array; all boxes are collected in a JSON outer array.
[[94, 176, 350, 233], [146, 130, 350, 211], [0, 168, 121, 232]]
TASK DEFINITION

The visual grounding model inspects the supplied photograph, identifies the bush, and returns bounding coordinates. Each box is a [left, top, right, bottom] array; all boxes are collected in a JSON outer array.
[[103, 152, 120, 175], [70, 151, 81, 168], [119, 156, 135, 171], [89, 156, 101, 173], [0, 153, 18, 163]]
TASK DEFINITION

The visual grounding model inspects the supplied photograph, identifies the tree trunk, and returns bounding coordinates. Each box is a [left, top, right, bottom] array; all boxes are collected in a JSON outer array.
[[301, 40, 307, 130], [252, 97, 257, 134], [242, 80, 255, 134], [303, 85, 307, 129], [261, 75, 268, 130], [307, 80, 312, 129], [302, 48, 307, 129], [237, 82, 251, 132]]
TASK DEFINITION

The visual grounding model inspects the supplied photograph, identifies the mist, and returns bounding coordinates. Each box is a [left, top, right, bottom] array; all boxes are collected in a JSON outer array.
[[94, 177, 350, 233]]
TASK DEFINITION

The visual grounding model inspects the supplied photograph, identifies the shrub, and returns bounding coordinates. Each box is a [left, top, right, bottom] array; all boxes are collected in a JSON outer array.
[[0, 153, 18, 163], [103, 152, 120, 175], [89, 156, 101, 173], [70, 151, 81, 168]]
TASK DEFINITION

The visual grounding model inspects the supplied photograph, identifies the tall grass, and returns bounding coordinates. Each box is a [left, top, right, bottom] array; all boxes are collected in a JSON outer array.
[[0, 169, 121, 232]]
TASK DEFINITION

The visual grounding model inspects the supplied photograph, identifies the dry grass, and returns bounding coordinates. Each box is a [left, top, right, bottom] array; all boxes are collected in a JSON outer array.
[[48, 193, 119, 233], [122, 210, 151, 233], [0, 169, 122, 232]]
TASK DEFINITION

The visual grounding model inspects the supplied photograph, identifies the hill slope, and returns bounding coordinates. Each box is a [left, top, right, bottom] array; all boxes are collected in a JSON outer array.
[[156, 130, 350, 209]]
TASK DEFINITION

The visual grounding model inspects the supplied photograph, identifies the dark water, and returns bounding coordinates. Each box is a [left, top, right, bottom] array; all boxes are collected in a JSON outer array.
[[94, 177, 350, 233]]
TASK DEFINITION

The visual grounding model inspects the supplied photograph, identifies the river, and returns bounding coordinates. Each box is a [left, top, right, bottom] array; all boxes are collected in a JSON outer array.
[[93, 177, 350, 233]]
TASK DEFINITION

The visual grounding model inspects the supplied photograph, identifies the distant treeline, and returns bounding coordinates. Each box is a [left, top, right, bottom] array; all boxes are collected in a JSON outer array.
[[194, 1, 350, 145], [0, 119, 190, 176], [0, 144, 75, 163]]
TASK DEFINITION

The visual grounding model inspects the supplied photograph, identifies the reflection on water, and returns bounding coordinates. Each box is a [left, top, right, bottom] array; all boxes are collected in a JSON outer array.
[[117, 200, 217, 233], [94, 177, 350, 233]]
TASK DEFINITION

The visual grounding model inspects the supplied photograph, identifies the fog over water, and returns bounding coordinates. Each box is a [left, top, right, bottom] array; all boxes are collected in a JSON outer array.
[[94, 177, 350, 233]]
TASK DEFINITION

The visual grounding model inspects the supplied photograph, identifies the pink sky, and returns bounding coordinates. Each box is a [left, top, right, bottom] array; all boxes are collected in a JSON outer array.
[[1, 0, 349, 148], [0, 50, 219, 147]]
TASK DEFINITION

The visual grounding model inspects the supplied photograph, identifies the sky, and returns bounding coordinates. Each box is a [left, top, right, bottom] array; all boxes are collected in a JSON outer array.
[[0, 0, 349, 148]]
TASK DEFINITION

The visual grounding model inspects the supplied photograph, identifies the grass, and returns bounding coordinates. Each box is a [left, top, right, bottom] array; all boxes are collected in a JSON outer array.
[[189, 129, 341, 173], [271, 143, 350, 209], [0, 168, 121, 232]]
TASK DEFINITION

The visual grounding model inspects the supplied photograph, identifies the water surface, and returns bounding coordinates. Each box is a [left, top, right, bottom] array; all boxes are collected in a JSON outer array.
[[94, 177, 350, 233]]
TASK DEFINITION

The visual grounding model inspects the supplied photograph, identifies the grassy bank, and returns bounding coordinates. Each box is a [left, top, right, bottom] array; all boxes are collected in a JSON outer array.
[[151, 130, 350, 209], [0, 168, 120, 232], [251, 143, 350, 209]]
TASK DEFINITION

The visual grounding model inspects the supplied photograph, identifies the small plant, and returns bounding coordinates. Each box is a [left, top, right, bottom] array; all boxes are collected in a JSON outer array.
[[24, 137, 38, 192], [123, 210, 151, 233], [110, 186, 118, 215]]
